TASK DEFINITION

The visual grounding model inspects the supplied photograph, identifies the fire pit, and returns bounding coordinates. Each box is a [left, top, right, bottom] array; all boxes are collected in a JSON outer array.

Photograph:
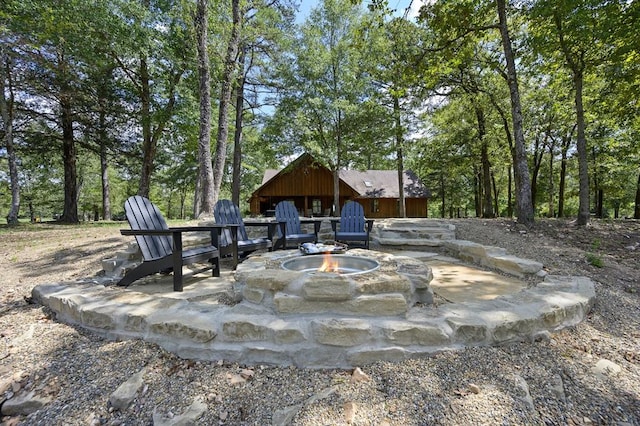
[[234, 249, 434, 316], [281, 254, 380, 275]]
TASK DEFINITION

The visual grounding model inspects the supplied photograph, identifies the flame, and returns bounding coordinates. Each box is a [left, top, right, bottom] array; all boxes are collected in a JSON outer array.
[[318, 253, 340, 272]]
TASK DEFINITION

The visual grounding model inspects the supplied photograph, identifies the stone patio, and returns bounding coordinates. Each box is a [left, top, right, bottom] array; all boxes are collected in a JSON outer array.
[[31, 220, 596, 368]]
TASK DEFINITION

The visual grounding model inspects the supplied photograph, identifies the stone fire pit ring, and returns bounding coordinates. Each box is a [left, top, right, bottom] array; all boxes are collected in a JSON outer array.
[[281, 254, 381, 275], [234, 249, 434, 316]]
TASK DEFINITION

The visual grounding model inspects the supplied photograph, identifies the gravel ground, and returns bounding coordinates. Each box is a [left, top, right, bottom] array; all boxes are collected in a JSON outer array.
[[0, 218, 638, 425]]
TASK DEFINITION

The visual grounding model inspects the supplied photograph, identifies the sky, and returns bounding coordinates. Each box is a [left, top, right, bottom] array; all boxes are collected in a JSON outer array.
[[295, 0, 427, 23]]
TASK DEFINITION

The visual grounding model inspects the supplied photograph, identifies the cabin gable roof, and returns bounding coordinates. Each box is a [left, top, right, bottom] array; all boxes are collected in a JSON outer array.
[[253, 153, 430, 199]]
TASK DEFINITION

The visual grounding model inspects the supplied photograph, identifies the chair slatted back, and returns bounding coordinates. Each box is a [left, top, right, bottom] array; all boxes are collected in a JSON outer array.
[[124, 196, 173, 261], [275, 201, 302, 238], [340, 201, 365, 233], [213, 199, 249, 246]]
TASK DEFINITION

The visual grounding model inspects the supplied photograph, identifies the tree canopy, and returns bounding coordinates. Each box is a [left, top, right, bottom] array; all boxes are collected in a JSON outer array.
[[1, 0, 638, 223]]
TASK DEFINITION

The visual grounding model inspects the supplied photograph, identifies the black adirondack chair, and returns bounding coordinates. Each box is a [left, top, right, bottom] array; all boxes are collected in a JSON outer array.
[[274, 201, 320, 248], [213, 200, 276, 267], [331, 200, 374, 249], [119, 196, 236, 291]]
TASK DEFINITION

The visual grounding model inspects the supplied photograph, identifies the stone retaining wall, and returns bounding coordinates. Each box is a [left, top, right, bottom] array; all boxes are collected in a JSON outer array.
[[32, 271, 595, 368]]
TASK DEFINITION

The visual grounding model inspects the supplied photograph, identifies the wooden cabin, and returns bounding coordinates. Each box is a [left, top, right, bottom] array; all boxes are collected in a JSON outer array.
[[248, 153, 430, 218]]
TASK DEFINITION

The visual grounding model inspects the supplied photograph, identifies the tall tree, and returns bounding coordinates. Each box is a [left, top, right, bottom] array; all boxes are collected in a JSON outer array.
[[0, 44, 20, 224], [495, 0, 533, 225], [222, 0, 298, 205], [361, 16, 425, 217], [530, 0, 622, 225], [272, 0, 370, 215], [212, 0, 242, 205], [111, 0, 189, 199], [5, 0, 98, 223], [193, 0, 215, 217], [418, 0, 534, 225]]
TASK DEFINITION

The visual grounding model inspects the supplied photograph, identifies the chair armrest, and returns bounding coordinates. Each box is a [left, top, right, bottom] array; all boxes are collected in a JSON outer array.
[[365, 219, 374, 233], [121, 225, 239, 253], [243, 220, 273, 227], [300, 219, 323, 235], [120, 224, 237, 236], [249, 220, 287, 249]]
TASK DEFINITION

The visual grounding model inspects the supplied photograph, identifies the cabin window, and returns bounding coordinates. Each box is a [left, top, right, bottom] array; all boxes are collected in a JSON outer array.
[[312, 199, 322, 215], [371, 199, 379, 213]]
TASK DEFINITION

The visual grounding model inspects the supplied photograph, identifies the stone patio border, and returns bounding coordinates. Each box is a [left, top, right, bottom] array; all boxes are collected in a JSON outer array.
[[32, 262, 594, 369]]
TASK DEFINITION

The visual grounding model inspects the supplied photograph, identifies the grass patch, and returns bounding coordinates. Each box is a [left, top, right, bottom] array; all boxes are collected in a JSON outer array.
[[585, 238, 604, 267], [586, 252, 604, 268]]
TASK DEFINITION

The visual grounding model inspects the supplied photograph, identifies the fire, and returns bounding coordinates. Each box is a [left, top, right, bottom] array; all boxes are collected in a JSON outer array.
[[318, 253, 340, 272]]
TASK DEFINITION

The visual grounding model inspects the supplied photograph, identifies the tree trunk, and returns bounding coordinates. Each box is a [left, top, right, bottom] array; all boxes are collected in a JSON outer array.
[[552, 11, 589, 225], [531, 136, 545, 213], [60, 92, 79, 223], [492, 172, 499, 217], [473, 168, 481, 217], [558, 134, 570, 217], [96, 83, 111, 221], [194, 0, 215, 218], [596, 189, 604, 218], [476, 105, 493, 218], [232, 46, 247, 207], [548, 139, 555, 217], [333, 168, 340, 216], [0, 50, 20, 225], [59, 48, 78, 223], [440, 172, 445, 219], [635, 172, 640, 219], [137, 55, 153, 198], [574, 70, 590, 225], [507, 165, 513, 218], [100, 137, 111, 221], [491, 100, 514, 217], [212, 0, 242, 205], [333, 110, 343, 216], [496, 0, 534, 226], [394, 96, 406, 218]]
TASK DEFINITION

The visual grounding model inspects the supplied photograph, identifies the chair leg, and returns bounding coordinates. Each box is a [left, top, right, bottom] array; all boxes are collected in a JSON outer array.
[[212, 257, 220, 277], [117, 261, 160, 287], [173, 266, 183, 292], [172, 236, 184, 292]]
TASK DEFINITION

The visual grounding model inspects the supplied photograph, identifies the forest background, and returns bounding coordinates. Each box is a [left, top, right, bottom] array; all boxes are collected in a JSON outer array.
[[1, 0, 639, 226]]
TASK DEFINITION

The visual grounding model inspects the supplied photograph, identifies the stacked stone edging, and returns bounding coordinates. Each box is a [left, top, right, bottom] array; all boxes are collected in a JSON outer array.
[[32, 272, 595, 368], [31, 220, 595, 368]]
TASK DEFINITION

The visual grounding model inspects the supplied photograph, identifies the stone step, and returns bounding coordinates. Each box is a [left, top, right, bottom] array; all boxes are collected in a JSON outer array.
[[371, 219, 456, 248], [443, 240, 544, 278], [375, 230, 456, 241], [116, 243, 142, 261], [101, 257, 122, 273], [375, 219, 455, 230], [373, 238, 446, 247]]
